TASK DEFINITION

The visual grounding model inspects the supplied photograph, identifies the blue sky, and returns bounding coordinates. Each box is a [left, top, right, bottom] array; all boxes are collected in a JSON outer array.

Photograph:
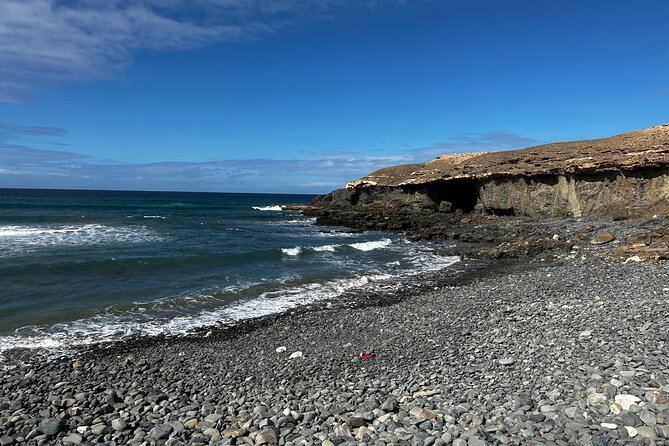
[[0, 0, 667, 193]]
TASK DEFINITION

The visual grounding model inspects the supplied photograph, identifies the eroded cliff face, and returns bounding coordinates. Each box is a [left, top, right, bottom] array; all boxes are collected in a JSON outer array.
[[315, 125, 669, 220], [477, 170, 669, 218]]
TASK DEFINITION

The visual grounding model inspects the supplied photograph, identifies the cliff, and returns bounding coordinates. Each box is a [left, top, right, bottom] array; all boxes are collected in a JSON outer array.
[[318, 124, 669, 219]]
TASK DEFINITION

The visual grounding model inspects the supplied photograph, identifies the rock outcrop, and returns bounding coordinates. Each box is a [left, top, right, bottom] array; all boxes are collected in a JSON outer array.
[[315, 124, 669, 219]]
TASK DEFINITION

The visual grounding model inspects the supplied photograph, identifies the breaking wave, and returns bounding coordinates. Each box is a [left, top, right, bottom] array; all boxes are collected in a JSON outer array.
[[281, 247, 303, 256], [252, 205, 283, 211], [0, 252, 459, 366], [0, 224, 162, 257]]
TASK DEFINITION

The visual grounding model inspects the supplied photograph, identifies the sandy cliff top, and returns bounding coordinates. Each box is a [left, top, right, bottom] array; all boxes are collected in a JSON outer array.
[[348, 124, 669, 187]]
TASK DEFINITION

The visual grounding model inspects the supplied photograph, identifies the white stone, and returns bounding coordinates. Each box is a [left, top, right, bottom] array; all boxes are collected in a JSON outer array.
[[355, 426, 373, 440], [624, 255, 642, 263], [625, 426, 638, 438], [579, 330, 592, 337], [275, 346, 287, 353], [601, 423, 618, 429], [289, 351, 303, 359], [615, 394, 641, 411]]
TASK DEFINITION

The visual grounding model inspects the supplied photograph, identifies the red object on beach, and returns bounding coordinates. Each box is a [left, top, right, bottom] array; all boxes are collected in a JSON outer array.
[[358, 352, 376, 359]]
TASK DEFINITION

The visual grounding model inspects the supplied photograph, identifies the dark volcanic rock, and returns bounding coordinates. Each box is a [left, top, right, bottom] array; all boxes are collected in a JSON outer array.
[[38, 418, 63, 437], [307, 125, 669, 234], [3, 258, 669, 445]]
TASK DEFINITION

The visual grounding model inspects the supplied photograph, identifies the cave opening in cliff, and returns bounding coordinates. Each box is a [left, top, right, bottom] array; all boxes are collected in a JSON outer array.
[[427, 179, 478, 213]]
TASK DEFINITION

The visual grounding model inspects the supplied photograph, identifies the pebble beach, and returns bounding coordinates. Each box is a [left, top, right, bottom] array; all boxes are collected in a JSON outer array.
[[2, 256, 669, 445]]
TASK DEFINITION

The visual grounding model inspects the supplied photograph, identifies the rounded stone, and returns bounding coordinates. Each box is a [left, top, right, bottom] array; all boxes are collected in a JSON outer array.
[[586, 393, 608, 407], [149, 424, 173, 440]]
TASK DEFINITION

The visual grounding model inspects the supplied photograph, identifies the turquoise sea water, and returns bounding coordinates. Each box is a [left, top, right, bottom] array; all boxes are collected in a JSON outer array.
[[0, 189, 458, 363]]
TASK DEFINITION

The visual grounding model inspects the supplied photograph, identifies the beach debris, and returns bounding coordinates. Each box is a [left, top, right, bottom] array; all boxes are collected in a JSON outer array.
[[275, 346, 287, 353], [358, 352, 376, 360], [204, 330, 212, 337], [624, 255, 642, 263], [72, 360, 83, 369], [289, 351, 303, 359]]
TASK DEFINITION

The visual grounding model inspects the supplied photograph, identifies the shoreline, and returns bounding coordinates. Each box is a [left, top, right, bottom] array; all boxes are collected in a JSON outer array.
[[1, 255, 536, 369], [4, 255, 669, 445]]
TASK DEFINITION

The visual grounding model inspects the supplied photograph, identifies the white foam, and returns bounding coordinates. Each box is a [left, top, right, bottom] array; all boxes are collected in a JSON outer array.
[[0, 225, 81, 237], [281, 247, 302, 256], [0, 224, 162, 257], [276, 218, 316, 225], [143, 215, 166, 219], [0, 273, 394, 365], [312, 244, 337, 252], [0, 235, 462, 367], [252, 205, 283, 211], [349, 238, 393, 251], [315, 231, 360, 238]]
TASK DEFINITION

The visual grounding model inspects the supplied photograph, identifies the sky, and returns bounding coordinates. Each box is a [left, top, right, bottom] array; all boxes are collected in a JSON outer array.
[[0, 0, 668, 194]]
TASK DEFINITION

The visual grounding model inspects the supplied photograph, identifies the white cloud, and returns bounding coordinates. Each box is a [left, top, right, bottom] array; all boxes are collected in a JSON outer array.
[[0, 119, 538, 193], [0, 0, 413, 101]]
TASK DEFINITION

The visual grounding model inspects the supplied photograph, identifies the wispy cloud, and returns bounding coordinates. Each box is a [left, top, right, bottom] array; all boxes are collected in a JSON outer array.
[[0, 120, 408, 192], [0, 0, 413, 101], [0, 122, 67, 141], [0, 121, 538, 192], [408, 131, 541, 161]]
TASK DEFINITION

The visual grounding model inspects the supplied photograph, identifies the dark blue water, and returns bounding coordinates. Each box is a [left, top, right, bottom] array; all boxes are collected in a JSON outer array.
[[0, 189, 458, 363]]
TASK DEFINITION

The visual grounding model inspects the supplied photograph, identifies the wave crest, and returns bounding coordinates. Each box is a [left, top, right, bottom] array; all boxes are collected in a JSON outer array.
[[349, 238, 393, 251], [281, 247, 302, 256], [252, 205, 283, 211]]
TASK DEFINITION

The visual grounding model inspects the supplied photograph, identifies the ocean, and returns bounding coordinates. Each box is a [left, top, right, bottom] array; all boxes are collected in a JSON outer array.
[[0, 188, 458, 365]]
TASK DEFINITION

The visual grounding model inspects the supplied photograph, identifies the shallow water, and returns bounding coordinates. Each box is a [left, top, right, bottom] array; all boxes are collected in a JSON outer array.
[[0, 188, 458, 362]]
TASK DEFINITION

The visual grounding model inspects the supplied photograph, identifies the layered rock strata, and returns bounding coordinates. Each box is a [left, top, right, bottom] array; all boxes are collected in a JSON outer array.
[[315, 124, 669, 219]]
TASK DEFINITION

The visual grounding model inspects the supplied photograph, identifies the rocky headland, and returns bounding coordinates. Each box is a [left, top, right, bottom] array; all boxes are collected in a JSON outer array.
[[304, 124, 669, 260]]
